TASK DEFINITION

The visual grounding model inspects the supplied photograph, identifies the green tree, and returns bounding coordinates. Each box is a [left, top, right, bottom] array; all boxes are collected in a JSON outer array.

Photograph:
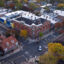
[[39, 53, 58, 64], [29, 3, 39, 10], [14, 0, 22, 9], [48, 43, 64, 59], [0, 0, 4, 7], [39, 32, 43, 40]]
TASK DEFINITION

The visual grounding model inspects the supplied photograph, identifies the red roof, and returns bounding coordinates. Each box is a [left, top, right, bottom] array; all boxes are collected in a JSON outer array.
[[0, 35, 5, 40], [0, 36, 19, 52]]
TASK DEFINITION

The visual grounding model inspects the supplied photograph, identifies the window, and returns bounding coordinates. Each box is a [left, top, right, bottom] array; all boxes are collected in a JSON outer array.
[[11, 40, 14, 44], [16, 42, 18, 46], [6, 42, 9, 47], [4, 48, 8, 52]]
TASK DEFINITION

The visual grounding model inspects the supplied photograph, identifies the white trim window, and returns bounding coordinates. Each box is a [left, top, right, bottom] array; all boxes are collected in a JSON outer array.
[[16, 42, 18, 46], [4, 48, 8, 52], [6, 42, 9, 47]]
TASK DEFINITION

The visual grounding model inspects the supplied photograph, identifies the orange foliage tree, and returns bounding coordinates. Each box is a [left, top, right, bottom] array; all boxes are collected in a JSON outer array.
[[48, 43, 64, 59], [20, 30, 28, 38], [39, 43, 64, 64]]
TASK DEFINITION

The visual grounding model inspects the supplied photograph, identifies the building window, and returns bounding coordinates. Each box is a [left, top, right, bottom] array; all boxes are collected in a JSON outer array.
[[16, 42, 18, 46], [4, 48, 8, 52], [11, 40, 14, 44], [6, 42, 9, 47]]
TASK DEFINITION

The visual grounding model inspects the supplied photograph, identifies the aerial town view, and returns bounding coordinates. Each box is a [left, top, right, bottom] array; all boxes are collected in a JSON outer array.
[[0, 0, 64, 64]]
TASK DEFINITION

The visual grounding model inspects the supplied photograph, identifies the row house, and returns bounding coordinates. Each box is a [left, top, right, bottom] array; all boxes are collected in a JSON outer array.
[[13, 20, 51, 38], [33, 21, 51, 37]]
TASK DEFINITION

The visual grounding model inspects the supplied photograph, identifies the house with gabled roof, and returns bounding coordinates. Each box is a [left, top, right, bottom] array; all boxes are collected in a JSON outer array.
[[0, 35, 19, 56]]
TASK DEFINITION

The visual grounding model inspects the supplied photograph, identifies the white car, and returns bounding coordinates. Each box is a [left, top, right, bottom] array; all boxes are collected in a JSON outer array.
[[38, 45, 42, 51]]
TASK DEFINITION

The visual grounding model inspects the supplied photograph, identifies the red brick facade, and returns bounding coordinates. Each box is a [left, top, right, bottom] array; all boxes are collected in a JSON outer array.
[[13, 21, 51, 38]]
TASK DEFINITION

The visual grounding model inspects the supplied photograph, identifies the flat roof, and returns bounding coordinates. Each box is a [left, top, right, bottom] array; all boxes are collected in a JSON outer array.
[[54, 10, 64, 16], [0, 10, 63, 25], [16, 17, 47, 25]]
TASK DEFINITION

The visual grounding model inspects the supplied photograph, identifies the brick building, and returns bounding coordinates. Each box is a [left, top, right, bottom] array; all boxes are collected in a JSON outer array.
[[13, 20, 51, 38]]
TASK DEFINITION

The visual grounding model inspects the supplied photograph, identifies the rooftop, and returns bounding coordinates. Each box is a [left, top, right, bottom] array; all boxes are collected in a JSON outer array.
[[0, 10, 64, 26], [16, 17, 47, 25]]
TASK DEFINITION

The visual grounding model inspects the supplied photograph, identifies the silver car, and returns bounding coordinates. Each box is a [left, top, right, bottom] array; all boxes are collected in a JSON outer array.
[[38, 45, 42, 51]]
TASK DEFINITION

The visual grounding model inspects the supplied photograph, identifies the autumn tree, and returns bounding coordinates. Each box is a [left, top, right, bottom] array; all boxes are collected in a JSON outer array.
[[48, 43, 64, 59], [57, 3, 64, 9], [37, 0, 40, 3], [55, 22, 63, 29], [11, 23, 15, 28], [39, 43, 64, 64], [14, 0, 22, 9], [29, 3, 39, 10], [39, 53, 58, 64], [20, 30, 28, 38], [23, 0, 28, 3]]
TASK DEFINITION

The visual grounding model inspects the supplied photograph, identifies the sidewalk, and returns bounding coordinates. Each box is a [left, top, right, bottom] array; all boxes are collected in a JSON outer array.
[[28, 31, 54, 43], [28, 56, 39, 63], [0, 45, 22, 60]]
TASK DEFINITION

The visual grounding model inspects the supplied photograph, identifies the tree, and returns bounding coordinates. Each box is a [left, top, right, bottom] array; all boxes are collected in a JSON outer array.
[[37, 0, 40, 3], [14, 0, 22, 9], [50, 0, 64, 4], [57, 3, 64, 9], [39, 43, 64, 64], [6, 30, 11, 37], [24, 0, 28, 3], [29, 3, 39, 10], [39, 53, 58, 64], [44, 6, 50, 13], [39, 32, 43, 40], [48, 43, 64, 59], [6, 29, 19, 39], [11, 23, 15, 28], [0, 0, 4, 7], [20, 30, 28, 38]]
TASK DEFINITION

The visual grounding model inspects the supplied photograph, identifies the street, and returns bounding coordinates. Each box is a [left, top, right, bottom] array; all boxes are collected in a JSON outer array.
[[0, 31, 59, 64]]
